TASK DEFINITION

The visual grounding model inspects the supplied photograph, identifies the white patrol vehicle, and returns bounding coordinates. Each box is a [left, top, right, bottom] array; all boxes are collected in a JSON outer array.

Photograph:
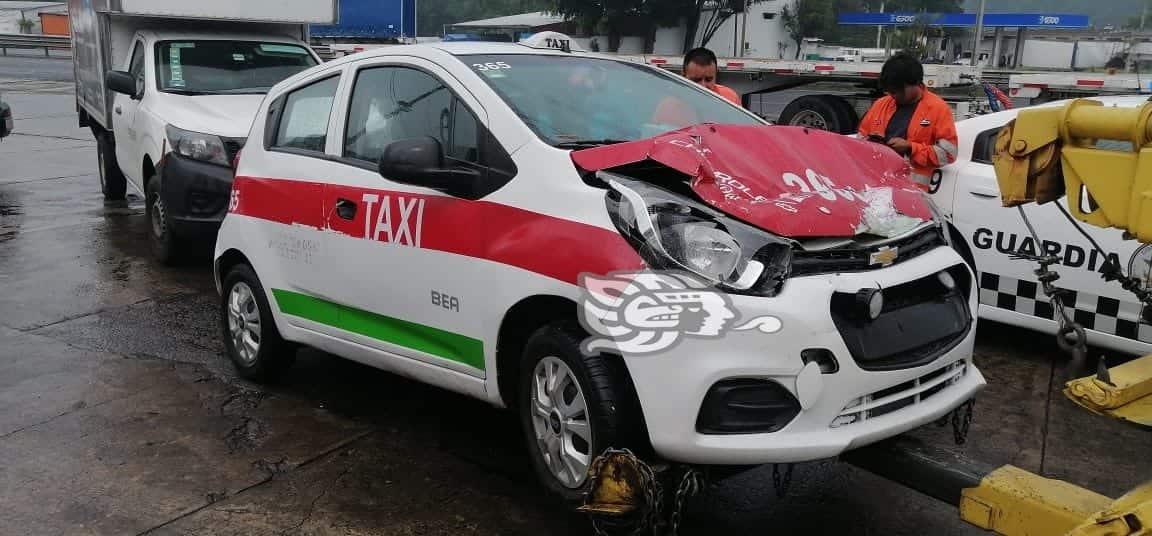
[[934, 95, 1152, 357], [214, 32, 985, 504]]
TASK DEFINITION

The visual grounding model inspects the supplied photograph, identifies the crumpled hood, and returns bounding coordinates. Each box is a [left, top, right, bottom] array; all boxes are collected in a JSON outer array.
[[570, 124, 932, 238]]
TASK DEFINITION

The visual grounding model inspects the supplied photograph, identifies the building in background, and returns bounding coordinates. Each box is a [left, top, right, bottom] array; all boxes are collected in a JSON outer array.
[[444, 12, 568, 43], [37, 3, 67, 35], [0, 1, 65, 34]]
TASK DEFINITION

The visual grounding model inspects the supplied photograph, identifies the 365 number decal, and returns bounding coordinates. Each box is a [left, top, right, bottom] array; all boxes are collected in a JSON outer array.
[[472, 62, 511, 71]]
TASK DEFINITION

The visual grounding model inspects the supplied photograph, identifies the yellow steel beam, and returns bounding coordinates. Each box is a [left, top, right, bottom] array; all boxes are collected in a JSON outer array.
[[961, 465, 1113, 535], [1065, 354, 1152, 427], [1070, 481, 1152, 536]]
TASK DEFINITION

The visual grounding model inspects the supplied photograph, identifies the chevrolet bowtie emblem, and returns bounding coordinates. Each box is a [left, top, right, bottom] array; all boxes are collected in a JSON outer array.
[[870, 246, 899, 266]]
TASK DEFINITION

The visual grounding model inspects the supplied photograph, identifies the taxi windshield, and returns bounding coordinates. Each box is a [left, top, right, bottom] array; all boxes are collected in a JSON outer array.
[[463, 54, 763, 146]]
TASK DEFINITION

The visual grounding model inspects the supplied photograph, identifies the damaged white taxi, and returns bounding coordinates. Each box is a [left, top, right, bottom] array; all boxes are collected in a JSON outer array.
[[213, 33, 985, 504]]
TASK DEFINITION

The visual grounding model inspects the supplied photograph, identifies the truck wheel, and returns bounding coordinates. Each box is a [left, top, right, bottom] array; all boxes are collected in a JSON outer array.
[[779, 95, 850, 134], [96, 133, 127, 201], [518, 321, 631, 506], [220, 263, 295, 382], [828, 96, 861, 134], [145, 175, 184, 265]]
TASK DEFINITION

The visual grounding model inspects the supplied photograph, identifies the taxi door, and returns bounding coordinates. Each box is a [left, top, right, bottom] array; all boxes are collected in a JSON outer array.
[[314, 57, 498, 379]]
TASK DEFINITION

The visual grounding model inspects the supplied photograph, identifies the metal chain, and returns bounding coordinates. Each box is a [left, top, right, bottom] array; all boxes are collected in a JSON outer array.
[[1010, 207, 1090, 365], [586, 448, 663, 536], [667, 467, 704, 536], [771, 463, 794, 498], [951, 398, 975, 445]]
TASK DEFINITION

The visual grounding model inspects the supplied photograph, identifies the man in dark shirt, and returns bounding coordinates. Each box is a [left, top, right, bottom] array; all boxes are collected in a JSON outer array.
[[858, 54, 960, 190]]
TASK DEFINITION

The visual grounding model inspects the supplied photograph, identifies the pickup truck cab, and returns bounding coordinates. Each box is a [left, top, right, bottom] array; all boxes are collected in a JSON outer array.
[[214, 33, 985, 505], [100, 32, 319, 261]]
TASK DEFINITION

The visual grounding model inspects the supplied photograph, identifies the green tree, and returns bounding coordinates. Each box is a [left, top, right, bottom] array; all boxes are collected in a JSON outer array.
[[781, 0, 835, 59], [17, 15, 34, 34]]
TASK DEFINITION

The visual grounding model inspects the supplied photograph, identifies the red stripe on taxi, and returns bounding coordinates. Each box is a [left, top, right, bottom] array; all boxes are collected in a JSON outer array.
[[229, 176, 645, 285]]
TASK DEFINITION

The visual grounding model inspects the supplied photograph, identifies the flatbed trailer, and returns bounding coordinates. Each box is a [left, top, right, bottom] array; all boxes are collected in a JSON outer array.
[[1007, 71, 1152, 104], [597, 52, 993, 134]]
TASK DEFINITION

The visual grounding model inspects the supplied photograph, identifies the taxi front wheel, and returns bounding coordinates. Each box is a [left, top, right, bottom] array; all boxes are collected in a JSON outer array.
[[220, 264, 296, 382], [518, 321, 633, 505]]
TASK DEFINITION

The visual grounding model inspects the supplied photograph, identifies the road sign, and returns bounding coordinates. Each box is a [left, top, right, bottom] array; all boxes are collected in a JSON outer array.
[[837, 13, 1090, 29]]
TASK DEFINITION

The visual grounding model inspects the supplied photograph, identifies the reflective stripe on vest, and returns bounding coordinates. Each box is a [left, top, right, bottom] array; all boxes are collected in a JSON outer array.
[[933, 145, 950, 165], [939, 139, 959, 160]]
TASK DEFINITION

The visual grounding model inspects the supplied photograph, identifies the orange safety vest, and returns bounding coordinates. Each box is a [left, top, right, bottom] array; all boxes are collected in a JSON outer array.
[[858, 89, 959, 191], [713, 84, 741, 106]]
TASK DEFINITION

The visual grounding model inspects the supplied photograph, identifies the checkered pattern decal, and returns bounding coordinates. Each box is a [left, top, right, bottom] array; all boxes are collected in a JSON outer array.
[[979, 272, 1152, 343]]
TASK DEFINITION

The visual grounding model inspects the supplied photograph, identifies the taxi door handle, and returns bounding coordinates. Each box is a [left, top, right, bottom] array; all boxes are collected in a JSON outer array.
[[115, 106, 122, 115], [969, 186, 999, 198], [335, 198, 357, 220]]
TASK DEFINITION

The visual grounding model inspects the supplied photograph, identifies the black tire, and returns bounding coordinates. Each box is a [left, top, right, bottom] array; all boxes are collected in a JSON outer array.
[[145, 174, 185, 265], [778, 95, 850, 134], [827, 96, 861, 134], [220, 263, 296, 382], [96, 132, 127, 201], [518, 321, 635, 507]]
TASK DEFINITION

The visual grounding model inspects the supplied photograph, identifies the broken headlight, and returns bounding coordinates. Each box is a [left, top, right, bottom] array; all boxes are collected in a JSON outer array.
[[603, 172, 794, 296]]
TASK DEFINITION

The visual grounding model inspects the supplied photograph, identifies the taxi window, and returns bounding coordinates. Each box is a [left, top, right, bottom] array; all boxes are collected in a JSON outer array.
[[462, 54, 762, 146], [972, 127, 1000, 164], [272, 76, 339, 154], [343, 66, 480, 165]]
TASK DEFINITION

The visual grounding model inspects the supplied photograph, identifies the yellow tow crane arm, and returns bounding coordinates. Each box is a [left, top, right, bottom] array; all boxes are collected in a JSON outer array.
[[979, 98, 1152, 535], [994, 98, 1152, 427]]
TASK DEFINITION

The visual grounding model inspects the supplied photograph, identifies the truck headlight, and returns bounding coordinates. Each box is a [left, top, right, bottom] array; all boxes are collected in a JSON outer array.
[[166, 125, 229, 167], [603, 172, 794, 296]]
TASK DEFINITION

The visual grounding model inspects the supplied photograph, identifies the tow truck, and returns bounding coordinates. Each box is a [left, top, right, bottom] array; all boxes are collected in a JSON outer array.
[[578, 98, 1152, 535]]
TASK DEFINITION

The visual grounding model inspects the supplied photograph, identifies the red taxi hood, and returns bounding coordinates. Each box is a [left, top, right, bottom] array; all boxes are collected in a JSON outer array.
[[570, 124, 931, 238]]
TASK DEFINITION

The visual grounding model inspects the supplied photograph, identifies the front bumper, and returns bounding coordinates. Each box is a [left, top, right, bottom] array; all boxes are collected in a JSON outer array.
[[622, 246, 986, 465], [159, 154, 234, 237]]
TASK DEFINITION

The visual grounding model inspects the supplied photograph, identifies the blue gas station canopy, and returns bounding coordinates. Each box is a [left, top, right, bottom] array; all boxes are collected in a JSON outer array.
[[837, 13, 1090, 28]]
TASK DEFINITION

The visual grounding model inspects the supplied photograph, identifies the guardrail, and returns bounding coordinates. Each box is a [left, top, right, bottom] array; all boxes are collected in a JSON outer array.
[[0, 33, 71, 57], [0, 34, 339, 62]]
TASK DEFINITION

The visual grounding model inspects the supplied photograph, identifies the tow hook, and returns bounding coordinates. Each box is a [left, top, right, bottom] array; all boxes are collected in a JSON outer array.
[[580, 448, 706, 536]]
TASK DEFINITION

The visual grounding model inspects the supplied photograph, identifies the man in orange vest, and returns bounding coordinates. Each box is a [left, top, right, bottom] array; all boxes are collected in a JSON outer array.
[[682, 47, 741, 106], [858, 53, 959, 191]]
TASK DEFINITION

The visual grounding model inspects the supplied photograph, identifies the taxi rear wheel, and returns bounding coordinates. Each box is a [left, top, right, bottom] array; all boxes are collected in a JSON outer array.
[[518, 321, 631, 506], [220, 264, 295, 382]]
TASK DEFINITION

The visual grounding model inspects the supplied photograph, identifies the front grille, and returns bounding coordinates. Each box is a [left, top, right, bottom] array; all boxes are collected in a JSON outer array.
[[831, 360, 968, 428], [830, 264, 972, 371], [222, 137, 246, 163], [791, 224, 948, 277]]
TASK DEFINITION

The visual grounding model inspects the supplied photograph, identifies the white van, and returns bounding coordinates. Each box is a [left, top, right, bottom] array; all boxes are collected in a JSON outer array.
[[69, 0, 334, 263]]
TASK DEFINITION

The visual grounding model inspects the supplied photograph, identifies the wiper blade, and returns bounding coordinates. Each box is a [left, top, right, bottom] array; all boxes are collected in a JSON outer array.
[[554, 139, 631, 149], [163, 89, 217, 96]]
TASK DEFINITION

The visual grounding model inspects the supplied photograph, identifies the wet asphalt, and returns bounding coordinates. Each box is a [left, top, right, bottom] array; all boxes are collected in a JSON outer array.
[[1, 63, 1149, 536]]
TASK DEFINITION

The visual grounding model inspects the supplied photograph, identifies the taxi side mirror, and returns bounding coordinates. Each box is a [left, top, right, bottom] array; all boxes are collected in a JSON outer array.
[[378, 136, 480, 198]]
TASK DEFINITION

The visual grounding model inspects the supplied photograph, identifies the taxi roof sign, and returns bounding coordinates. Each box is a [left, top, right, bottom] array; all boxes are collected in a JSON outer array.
[[520, 31, 584, 53]]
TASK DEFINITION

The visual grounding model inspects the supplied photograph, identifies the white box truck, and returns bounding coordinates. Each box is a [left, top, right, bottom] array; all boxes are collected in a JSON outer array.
[[69, 0, 337, 263]]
